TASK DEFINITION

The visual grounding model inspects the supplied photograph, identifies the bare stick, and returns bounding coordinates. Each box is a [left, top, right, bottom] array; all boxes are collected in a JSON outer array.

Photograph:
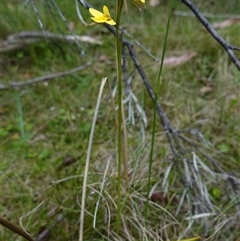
[[173, 10, 240, 19], [0, 61, 92, 90], [181, 0, 240, 70], [0, 216, 35, 241], [1, 31, 101, 53]]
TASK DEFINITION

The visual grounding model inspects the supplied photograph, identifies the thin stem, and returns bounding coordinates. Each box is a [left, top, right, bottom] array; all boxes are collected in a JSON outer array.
[[115, 0, 124, 234], [181, 0, 240, 70], [145, 0, 173, 218], [16, 91, 26, 141]]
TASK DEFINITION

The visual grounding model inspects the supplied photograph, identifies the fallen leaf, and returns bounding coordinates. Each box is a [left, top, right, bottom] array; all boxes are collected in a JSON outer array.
[[62, 154, 77, 166], [150, 191, 179, 205], [164, 52, 197, 67], [11, 133, 20, 140], [93, 65, 103, 75], [212, 18, 240, 29], [19, 71, 37, 80], [150, 191, 166, 203], [76, 36, 102, 45], [162, 101, 175, 107], [98, 55, 111, 62], [200, 86, 213, 96], [29, 134, 47, 144], [68, 21, 74, 31], [58, 154, 78, 170]]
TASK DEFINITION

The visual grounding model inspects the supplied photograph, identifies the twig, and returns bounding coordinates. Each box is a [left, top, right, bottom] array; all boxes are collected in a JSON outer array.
[[122, 28, 159, 61], [173, 10, 240, 20], [27, 0, 46, 35], [181, 0, 240, 70], [0, 216, 35, 241], [0, 61, 92, 89], [48, 0, 86, 56], [0, 31, 101, 53]]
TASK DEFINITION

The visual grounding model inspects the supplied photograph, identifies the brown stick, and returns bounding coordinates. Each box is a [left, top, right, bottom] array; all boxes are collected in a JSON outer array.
[[181, 0, 240, 70], [0, 216, 35, 241], [0, 61, 92, 90], [0, 31, 102, 53]]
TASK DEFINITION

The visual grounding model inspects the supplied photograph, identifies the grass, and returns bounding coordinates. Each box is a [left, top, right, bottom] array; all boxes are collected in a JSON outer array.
[[1, 0, 240, 240]]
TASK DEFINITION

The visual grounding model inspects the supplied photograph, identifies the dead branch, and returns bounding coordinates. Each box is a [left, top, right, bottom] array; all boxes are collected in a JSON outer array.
[[0, 216, 35, 241], [0, 61, 92, 90], [77, 0, 240, 214], [173, 10, 240, 19], [0, 31, 102, 53], [181, 0, 240, 70], [77, 0, 240, 169]]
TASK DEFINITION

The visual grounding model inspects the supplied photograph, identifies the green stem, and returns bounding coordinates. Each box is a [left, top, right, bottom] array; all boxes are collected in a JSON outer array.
[[145, 0, 173, 218], [115, 0, 124, 233], [16, 91, 26, 141]]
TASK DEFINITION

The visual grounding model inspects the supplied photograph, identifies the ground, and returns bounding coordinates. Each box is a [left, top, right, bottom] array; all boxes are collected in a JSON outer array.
[[1, 0, 240, 240]]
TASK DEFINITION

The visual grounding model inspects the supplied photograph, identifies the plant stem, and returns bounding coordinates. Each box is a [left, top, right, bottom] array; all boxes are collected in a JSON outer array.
[[115, 0, 124, 234], [16, 91, 26, 141], [145, 0, 173, 218]]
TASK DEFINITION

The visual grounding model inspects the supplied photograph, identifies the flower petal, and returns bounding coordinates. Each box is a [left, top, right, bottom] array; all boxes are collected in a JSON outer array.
[[91, 17, 106, 23], [103, 6, 110, 16], [106, 19, 116, 25], [89, 8, 103, 17], [89, 5, 116, 25]]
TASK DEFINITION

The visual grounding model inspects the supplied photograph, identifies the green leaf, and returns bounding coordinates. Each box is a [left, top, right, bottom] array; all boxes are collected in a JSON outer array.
[[218, 143, 230, 153], [37, 149, 52, 161], [211, 187, 221, 199]]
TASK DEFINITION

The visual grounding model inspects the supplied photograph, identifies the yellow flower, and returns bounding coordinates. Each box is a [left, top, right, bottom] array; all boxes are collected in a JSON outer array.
[[89, 6, 116, 25], [133, 0, 145, 10]]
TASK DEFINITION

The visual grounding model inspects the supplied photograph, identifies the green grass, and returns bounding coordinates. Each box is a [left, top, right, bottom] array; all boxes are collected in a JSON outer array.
[[1, 0, 240, 240]]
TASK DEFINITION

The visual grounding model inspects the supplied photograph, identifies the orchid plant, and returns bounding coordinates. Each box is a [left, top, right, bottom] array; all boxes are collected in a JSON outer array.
[[84, 1, 202, 241], [88, 0, 146, 233]]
